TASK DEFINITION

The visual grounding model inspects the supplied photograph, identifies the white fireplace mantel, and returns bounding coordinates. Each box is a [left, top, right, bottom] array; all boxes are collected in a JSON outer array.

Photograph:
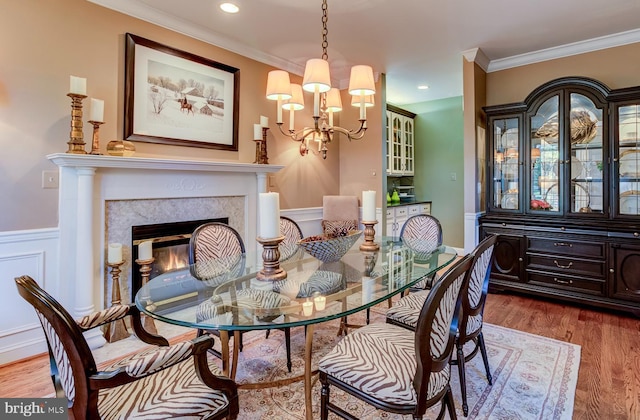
[[48, 153, 283, 348]]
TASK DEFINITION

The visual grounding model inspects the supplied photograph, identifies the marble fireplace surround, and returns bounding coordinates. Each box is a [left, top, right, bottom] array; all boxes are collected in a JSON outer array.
[[49, 153, 282, 348]]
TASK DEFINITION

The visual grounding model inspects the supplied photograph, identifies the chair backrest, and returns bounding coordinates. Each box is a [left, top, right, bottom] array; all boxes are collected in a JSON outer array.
[[412, 254, 473, 412], [400, 214, 443, 255], [322, 195, 359, 237], [15, 275, 97, 416], [459, 234, 497, 342], [279, 216, 303, 261], [189, 222, 246, 283]]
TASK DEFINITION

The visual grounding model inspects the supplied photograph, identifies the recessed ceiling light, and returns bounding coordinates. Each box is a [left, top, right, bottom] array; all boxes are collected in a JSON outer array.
[[220, 3, 239, 13], [418, 85, 429, 90]]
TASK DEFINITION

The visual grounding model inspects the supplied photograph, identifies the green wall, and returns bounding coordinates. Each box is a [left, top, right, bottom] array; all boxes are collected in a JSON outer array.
[[404, 97, 464, 248]]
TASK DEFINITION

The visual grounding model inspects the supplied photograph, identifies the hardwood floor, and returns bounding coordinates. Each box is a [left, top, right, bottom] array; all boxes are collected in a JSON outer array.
[[1, 291, 638, 419]]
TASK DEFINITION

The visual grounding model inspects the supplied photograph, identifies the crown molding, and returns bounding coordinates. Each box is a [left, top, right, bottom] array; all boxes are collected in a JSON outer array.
[[487, 28, 640, 73], [462, 48, 490, 71]]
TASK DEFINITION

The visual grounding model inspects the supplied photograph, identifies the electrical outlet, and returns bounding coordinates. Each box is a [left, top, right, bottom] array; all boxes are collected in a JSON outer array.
[[42, 170, 59, 189], [450, 172, 457, 181]]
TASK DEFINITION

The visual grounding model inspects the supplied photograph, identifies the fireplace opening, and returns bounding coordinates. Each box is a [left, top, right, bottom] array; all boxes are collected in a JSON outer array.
[[131, 217, 228, 298]]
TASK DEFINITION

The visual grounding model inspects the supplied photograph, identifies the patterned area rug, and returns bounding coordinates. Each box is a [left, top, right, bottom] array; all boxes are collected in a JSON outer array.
[[89, 304, 580, 419], [225, 307, 580, 420]]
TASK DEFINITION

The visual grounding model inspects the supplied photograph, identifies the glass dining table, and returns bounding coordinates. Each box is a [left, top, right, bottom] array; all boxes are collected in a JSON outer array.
[[135, 236, 457, 420]]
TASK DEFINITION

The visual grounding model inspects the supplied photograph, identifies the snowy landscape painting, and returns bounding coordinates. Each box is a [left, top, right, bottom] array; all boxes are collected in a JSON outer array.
[[124, 33, 239, 150]]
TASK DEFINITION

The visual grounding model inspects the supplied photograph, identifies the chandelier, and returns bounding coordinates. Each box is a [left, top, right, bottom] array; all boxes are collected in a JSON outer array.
[[265, 0, 376, 159]]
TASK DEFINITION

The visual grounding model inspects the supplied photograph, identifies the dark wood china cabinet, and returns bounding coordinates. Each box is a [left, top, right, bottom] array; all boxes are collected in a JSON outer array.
[[480, 76, 640, 315]]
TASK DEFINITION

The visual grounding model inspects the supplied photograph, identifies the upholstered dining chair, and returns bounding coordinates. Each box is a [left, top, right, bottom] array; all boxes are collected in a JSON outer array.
[[318, 254, 473, 420], [322, 195, 360, 237], [189, 221, 294, 372], [386, 234, 498, 416], [279, 216, 304, 262], [400, 214, 443, 292], [15, 275, 239, 420]]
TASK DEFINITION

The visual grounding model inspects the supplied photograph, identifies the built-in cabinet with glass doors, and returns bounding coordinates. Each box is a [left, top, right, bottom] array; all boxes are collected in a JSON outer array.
[[480, 77, 640, 315], [386, 105, 415, 176]]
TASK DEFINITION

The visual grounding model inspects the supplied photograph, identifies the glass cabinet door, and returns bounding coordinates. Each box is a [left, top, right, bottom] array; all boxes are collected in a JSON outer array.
[[530, 95, 560, 213], [491, 117, 520, 210], [569, 93, 604, 214], [617, 104, 640, 216]]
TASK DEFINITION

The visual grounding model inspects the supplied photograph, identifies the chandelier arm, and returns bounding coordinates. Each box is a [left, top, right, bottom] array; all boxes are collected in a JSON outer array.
[[276, 123, 318, 142], [330, 121, 367, 141]]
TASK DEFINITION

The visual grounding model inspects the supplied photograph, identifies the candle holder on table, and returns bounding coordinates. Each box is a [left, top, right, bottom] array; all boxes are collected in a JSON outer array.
[[359, 220, 380, 252], [256, 236, 287, 281], [135, 257, 157, 334], [66, 93, 87, 154], [88, 120, 104, 155], [104, 261, 131, 342], [253, 127, 270, 164]]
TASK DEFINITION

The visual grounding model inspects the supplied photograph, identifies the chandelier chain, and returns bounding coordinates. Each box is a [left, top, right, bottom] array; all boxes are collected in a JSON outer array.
[[321, 0, 328, 61]]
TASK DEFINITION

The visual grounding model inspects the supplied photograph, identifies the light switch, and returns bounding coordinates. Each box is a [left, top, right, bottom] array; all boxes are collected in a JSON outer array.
[[450, 172, 457, 181], [42, 170, 59, 189]]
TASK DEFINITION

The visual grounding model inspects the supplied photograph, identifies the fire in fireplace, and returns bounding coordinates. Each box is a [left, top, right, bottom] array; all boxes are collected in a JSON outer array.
[[131, 217, 228, 298]]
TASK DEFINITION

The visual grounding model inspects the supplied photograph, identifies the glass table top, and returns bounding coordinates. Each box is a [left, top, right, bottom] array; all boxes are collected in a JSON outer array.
[[135, 237, 457, 331]]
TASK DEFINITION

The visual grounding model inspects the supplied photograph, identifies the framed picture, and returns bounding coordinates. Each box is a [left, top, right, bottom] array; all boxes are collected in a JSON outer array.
[[124, 33, 239, 150]]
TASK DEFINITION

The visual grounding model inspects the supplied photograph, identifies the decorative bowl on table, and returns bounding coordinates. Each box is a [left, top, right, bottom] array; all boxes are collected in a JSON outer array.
[[297, 230, 362, 262]]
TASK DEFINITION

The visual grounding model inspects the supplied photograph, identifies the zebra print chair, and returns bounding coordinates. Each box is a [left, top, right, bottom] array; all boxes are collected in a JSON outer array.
[[189, 222, 294, 372], [400, 214, 443, 292], [15, 275, 239, 420], [318, 254, 474, 420], [386, 234, 498, 416], [279, 216, 304, 262]]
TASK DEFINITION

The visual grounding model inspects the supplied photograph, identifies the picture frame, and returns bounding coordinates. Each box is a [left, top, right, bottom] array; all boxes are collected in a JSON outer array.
[[124, 33, 239, 150]]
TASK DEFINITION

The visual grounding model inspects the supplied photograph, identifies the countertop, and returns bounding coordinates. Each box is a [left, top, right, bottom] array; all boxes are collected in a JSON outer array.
[[386, 200, 432, 208]]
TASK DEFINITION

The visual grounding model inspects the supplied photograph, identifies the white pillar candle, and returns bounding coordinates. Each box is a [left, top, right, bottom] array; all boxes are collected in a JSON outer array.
[[360, 94, 366, 120], [107, 243, 122, 264], [363, 190, 376, 221], [259, 192, 280, 239], [289, 108, 295, 131], [313, 87, 320, 117], [90, 98, 104, 122], [69, 75, 86, 95], [260, 115, 269, 128], [254, 123, 263, 140], [138, 240, 153, 260]]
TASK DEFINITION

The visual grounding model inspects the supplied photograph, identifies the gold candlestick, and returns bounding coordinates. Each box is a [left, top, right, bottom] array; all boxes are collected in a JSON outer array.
[[104, 261, 131, 342], [88, 120, 104, 155], [256, 236, 287, 281], [66, 93, 87, 154], [360, 220, 380, 252], [135, 257, 157, 334], [253, 127, 270, 164]]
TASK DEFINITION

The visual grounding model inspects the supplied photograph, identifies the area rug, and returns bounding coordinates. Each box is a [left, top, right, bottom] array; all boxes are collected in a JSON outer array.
[[89, 306, 580, 419]]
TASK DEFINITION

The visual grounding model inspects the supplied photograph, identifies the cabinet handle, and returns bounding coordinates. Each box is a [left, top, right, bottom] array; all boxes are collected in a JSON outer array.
[[554, 260, 573, 269], [554, 242, 573, 247], [553, 278, 573, 284]]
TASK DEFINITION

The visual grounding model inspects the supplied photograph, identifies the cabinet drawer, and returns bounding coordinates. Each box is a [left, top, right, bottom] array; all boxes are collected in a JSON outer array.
[[527, 272, 605, 296], [526, 254, 605, 278], [386, 209, 394, 218], [527, 237, 604, 258], [408, 205, 421, 215], [395, 207, 408, 218], [420, 203, 431, 214]]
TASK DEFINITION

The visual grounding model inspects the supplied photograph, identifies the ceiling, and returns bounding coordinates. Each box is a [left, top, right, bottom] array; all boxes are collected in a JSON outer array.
[[91, 0, 640, 106]]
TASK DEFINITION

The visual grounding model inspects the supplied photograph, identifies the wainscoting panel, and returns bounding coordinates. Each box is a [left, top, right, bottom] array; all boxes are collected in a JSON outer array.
[[0, 228, 59, 365]]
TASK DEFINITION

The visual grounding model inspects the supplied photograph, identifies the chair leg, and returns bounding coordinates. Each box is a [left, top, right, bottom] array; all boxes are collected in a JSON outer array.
[[238, 333, 243, 352], [265, 330, 270, 339], [320, 376, 330, 420], [445, 386, 458, 420], [478, 332, 493, 385], [456, 342, 469, 417], [284, 327, 292, 372], [366, 308, 371, 324]]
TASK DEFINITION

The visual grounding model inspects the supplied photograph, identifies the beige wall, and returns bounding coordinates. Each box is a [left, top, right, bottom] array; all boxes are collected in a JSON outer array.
[[0, 0, 383, 231], [486, 43, 640, 106]]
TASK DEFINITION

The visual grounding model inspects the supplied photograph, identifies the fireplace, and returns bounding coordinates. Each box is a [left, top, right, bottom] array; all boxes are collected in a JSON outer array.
[[131, 217, 228, 298]]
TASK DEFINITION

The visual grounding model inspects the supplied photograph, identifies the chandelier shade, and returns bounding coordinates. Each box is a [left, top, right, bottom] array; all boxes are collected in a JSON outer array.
[[266, 70, 292, 100], [264, 0, 375, 159]]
